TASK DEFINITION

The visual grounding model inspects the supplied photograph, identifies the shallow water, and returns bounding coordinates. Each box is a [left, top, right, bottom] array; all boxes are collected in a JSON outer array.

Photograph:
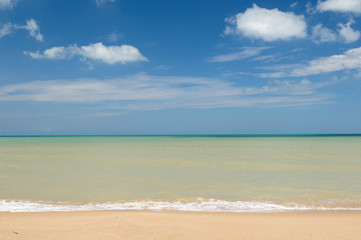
[[1, 136, 360, 212]]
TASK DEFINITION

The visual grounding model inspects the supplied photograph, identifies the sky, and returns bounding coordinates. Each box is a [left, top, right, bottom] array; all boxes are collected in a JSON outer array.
[[1, 0, 361, 135]]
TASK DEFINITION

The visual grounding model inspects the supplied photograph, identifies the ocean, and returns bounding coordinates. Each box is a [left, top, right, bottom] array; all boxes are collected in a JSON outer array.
[[1, 135, 360, 212]]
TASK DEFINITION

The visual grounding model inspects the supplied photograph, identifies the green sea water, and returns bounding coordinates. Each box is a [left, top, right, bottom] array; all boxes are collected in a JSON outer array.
[[1, 135, 361, 211]]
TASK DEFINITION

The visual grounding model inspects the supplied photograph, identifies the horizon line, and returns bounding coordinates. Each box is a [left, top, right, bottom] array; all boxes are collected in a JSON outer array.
[[1, 133, 361, 137]]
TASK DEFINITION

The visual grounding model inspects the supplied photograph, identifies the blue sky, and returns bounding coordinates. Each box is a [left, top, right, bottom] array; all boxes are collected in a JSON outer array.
[[1, 0, 361, 135]]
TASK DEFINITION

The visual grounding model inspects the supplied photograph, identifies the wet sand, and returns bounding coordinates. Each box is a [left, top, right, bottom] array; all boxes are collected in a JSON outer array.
[[1, 211, 361, 240]]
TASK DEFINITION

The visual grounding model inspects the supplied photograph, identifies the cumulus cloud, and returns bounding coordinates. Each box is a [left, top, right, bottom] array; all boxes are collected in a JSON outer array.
[[0, 0, 16, 10], [311, 21, 360, 44], [317, 0, 361, 14], [0, 74, 330, 109], [224, 4, 307, 41], [311, 24, 337, 43], [96, 0, 115, 7], [24, 42, 148, 64], [209, 46, 271, 62], [0, 19, 43, 41], [262, 47, 361, 77], [338, 21, 360, 43]]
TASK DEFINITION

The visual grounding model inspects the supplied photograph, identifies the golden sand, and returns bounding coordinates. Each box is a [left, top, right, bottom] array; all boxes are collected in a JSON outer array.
[[1, 211, 361, 240]]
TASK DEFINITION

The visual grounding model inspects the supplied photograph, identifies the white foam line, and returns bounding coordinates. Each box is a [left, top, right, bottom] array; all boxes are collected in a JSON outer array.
[[1, 199, 361, 213]]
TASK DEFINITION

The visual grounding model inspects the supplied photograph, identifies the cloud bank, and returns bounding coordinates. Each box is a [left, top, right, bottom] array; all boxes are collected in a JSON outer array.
[[0, 74, 330, 109], [225, 4, 307, 41], [24, 42, 148, 64]]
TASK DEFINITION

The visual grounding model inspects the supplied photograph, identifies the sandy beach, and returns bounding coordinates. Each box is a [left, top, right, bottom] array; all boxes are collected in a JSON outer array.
[[1, 211, 361, 240]]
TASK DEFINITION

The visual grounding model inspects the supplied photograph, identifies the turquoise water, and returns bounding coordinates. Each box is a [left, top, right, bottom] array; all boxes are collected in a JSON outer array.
[[0, 135, 361, 212]]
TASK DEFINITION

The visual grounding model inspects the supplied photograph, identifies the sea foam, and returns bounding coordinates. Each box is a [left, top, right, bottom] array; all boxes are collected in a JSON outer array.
[[1, 199, 361, 212]]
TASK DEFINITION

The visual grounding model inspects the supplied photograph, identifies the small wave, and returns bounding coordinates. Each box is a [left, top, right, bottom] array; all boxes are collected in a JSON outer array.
[[1, 199, 361, 213]]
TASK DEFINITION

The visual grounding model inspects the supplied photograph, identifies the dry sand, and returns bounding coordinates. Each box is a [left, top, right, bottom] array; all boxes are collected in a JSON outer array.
[[1, 211, 361, 240]]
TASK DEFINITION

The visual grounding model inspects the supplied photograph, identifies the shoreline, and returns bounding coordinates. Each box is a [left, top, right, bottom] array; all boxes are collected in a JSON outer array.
[[1, 211, 361, 240], [2, 199, 361, 213]]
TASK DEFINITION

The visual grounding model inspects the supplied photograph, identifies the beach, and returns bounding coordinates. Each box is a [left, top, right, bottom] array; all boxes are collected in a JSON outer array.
[[3, 0, 361, 238], [1, 136, 361, 239], [1, 211, 361, 240]]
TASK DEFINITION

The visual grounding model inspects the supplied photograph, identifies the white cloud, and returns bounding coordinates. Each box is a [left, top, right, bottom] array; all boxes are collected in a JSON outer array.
[[0, 74, 330, 109], [311, 21, 360, 44], [0, 19, 43, 41], [252, 54, 280, 62], [25, 46, 70, 59], [209, 46, 270, 62], [81, 43, 147, 64], [262, 47, 361, 77], [306, 2, 317, 14], [290, 2, 298, 8], [338, 21, 360, 43], [96, 0, 115, 7], [107, 31, 123, 42], [24, 42, 148, 64], [22, 19, 43, 41], [0, 23, 12, 38], [311, 24, 337, 43], [292, 47, 361, 76], [14, 19, 43, 41], [0, 0, 16, 10], [225, 4, 307, 41], [153, 65, 169, 71], [317, 0, 361, 14]]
